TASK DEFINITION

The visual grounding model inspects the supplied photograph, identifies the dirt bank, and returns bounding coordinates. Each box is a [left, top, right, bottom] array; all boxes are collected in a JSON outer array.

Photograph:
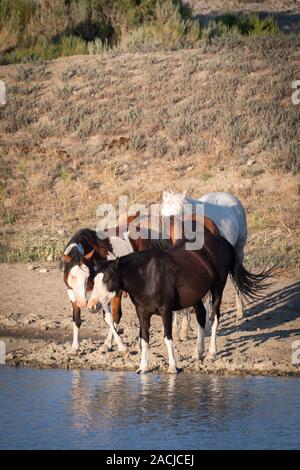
[[1, 263, 299, 375]]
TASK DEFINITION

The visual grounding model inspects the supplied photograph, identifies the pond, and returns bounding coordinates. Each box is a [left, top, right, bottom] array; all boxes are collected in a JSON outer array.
[[0, 367, 299, 449]]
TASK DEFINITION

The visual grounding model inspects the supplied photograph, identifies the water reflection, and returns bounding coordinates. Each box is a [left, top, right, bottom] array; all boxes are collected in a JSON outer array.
[[69, 370, 255, 435]]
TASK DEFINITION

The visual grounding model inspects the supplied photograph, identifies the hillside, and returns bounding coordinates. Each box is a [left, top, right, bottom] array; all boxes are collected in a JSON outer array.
[[0, 35, 299, 271]]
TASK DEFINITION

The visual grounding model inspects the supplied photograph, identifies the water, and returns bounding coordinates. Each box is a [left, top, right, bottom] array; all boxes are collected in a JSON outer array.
[[0, 366, 299, 449]]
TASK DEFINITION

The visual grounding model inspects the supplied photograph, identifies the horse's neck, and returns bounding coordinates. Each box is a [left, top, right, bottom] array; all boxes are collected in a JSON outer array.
[[118, 256, 140, 295]]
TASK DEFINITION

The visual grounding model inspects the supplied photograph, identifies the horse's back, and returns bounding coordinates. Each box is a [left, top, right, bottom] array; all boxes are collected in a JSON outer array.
[[187, 192, 247, 248]]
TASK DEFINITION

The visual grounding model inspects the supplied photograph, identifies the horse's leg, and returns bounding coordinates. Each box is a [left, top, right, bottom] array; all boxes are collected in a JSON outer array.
[[112, 291, 123, 328], [235, 289, 244, 320], [136, 311, 151, 374], [193, 301, 206, 360], [203, 292, 212, 335], [104, 292, 123, 350], [208, 284, 223, 359], [172, 311, 179, 340], [234, 241, 246, 319], [179, 308, 191, 340], [103, 303, 128, 354], [103, 328, 114, 351], [161, 306, 178, 374], [71, 302, 81, 354]]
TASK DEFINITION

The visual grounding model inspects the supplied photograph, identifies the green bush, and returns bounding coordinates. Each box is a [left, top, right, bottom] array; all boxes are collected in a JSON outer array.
[[0, 1, 281, 63]]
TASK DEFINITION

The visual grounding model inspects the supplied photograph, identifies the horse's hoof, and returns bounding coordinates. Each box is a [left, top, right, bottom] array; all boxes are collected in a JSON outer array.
[[208, 352, 216, 362], [118, 344, 128, 354], [236, 311, 244, 320], [193, 351, 205, 361], [136, 367, 148, 374], [180, 328, 189, 341], [69, 348, 78, 356], [120, 347, 129, 357], [168, 366, 179, 374], [102, 343, 113, 353]]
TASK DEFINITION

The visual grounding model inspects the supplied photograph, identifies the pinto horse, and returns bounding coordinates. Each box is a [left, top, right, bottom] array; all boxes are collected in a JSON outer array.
[[88, 228, 272, 374], [161, 190, 248, 319], [60, 228, 127, 354]]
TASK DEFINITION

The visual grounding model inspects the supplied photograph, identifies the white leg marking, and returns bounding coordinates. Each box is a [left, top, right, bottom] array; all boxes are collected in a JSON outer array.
[[103, 304, 127, 353], [71, 322, 80, 354], [67, 289, 76, 303], [209, 316, 219, 358], [103, 328, 114, 351], [180, 308, 190, 340], [136, 338, 149, 374], [194, 324, 205, 360], [164, 337, 178, 374], [172, 312, 179, 339], [204, 294, 212, 335]]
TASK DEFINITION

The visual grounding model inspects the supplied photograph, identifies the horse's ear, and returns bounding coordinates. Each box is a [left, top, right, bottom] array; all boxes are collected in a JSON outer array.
[[162, 190, 169, 200], [84, 250, 95, 260], [63, 254, 71, 263]]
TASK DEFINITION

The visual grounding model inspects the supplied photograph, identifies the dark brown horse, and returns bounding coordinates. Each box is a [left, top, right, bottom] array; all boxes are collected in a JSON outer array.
[[88, 228, 272, 373]]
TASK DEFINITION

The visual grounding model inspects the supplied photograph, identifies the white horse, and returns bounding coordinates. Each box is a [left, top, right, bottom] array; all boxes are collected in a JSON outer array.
[[161, 190, 248, 326]]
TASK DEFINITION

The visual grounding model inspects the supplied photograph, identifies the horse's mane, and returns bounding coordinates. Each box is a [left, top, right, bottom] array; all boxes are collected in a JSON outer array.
[[131, 214, 173, 250], [65, 228, 113, 258]]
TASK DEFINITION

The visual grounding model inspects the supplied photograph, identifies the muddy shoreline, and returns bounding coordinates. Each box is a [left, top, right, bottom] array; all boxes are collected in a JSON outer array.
[[0, 263, 300, 377]]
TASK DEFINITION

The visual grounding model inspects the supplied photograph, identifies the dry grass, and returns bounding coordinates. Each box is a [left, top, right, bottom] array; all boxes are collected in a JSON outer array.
[[0, 35, 299, 271]]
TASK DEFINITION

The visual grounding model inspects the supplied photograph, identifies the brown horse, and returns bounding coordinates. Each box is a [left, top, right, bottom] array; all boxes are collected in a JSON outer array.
[[104, 212, 219, 340], [61, 214, 218, 354], [60, 228, 127, 354], [88, 227, 272, 373]]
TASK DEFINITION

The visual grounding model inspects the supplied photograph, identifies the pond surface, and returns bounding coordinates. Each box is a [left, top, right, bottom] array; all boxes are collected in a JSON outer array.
[[0, 367, 299, 449]]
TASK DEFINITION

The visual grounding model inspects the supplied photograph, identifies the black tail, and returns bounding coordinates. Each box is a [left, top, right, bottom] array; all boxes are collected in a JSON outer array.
[[229, 246, 274, 302]]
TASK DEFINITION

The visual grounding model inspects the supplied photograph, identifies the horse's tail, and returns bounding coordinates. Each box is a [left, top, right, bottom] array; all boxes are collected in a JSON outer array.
[[229, 245, 274, 302]]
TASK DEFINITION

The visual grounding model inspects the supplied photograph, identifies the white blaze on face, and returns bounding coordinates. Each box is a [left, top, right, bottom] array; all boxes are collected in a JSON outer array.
[[161, 191, 184, 217], [90, 272, 116, 306], [67, 264, 90, 307]]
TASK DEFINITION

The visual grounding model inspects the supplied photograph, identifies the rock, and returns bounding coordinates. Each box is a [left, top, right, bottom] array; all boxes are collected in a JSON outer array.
[[247, 159, 256, 166], [57, 229, 66, 236], [27, 264, 34, 271], [47, 254, 53, 262], [39, 268, 48, 273]]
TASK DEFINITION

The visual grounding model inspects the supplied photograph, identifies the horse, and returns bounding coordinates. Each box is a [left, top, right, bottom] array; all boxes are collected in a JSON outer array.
[[161, 190, 248, 319], [61, 214, 218, 354], [87, 228, 272, 374], [60, 228, 127, 355], [105, 212, 219, 340]]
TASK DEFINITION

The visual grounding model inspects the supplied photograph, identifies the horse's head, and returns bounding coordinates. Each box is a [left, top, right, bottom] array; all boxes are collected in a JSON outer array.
[[87, 259, 120, 313], [61, 244, 95, 308], [161, 190, 186, 217]]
